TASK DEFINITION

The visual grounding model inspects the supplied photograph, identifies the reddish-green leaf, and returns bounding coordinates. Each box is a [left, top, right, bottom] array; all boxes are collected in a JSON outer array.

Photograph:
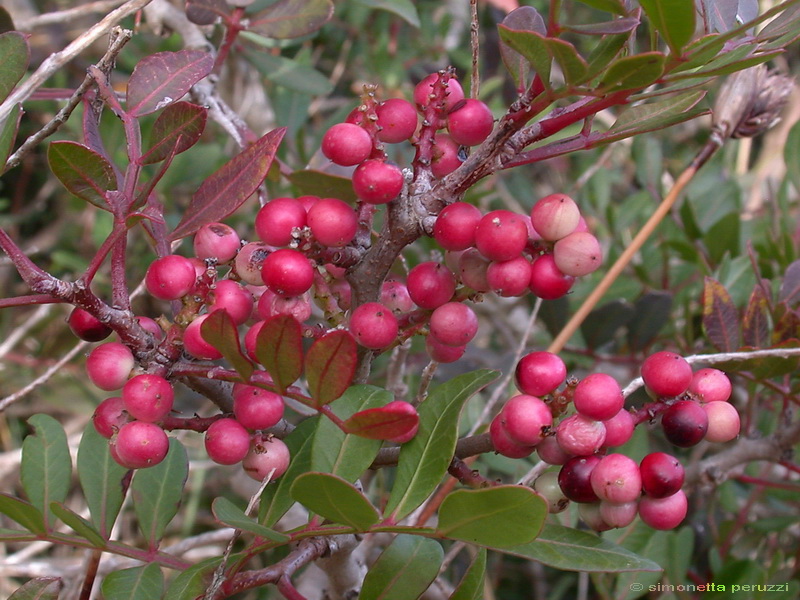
[[498, 26, 552, 88], [201, 310, 254, 381], [211, 497, 290, 542], [127, 50, 213, 117], [186, 0, 229, 25], [170, 127, 286, 240], [254, 314, 303, 393], [8, 578, 62, 600], [547, 38, 589, 85], [779, 259, 800, 305], [773, 302, 800, 345], [0, 31, 28, 104], [48, 141, 117, 210], [290, 472, 380, 530], [702, 277, 741, 351], [360, 535, 443, 600], [607, 90, 707, 139], [249, 0, 334, 39], [343, 404, 419, 440], [304, 330, 357, 408], [140, 101, 207, 165], [639, 0, 695, 55], [597, 52, 666, 92], [701, 0, 740, 33], [573, 0, 626, 15], [287, 169, 358, 202], [566, 17, 640, 35], [101, 563, 164, 600], [742, 284, 771, 348], [499, 7, 545, 87]]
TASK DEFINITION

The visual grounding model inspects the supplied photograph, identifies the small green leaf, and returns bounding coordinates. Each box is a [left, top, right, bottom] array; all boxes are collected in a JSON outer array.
[[627, 291, 673, 351], [291, 472, 380, 530], [201, 309, 254, 381], [0, 31, 29, 104], [598, 52, 666, 92], [702, 277, 741, 352], [547, 38, 589, 85], [141, 101, 207, 165], [385, 370, 498, 521], [212, 496, 289, 542], [48, 141, 117, 210], [498, 26, 552, 89], [163, 558, 219, 600], [639, 0, 695, 55], [8, 578, 62, 600], [0, 528, 37, 542], [287, 169, 358, 202], [255, 314, 303, 393], [498, 6, 544, 87], [50, 502, 106, 548], [21, 414, 71, 531], [608, 90, 707, 137], [131, 439, 189, 549], [243, 47, 334, 96], [249, 0, 334, 39], [360, 535, 444, 600], [581, 299, 635, 350], [354, 0, 420, 27], [101, 563, 164, 600], [0, 494, 46, 535], [436, 486, 546, 548], [449, 548, 486, 600], [705, 212, 741, 264], [585, 33, 630, 81], [305, 330, 357, 408]]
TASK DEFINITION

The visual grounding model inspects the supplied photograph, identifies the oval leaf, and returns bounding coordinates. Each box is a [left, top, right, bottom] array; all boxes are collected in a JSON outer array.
[[0, 493, 46, 535], [21, 414, 71, 531], [702, 276, 741, 351], [360, 534, 443, 600], [304, 329, 357, 408], [101, 563, 164, 600], [498, 26, 552, 89], [249, 0, 334, 39], [639, 0, 695, 55], [353, 0, 421, 27], [342, 404, 419, 440], [290, 472, 380, 530], [163, 558, 219, 600], [598, 52, 666, 92], [170, 127, 286, 240], [743, 283, 771, 347], [499, 6, 545, 87], [141, 101, 207, 165], [200, 309, 254, 381], [8, 578, 62, 600], [50, 502, 106, 548], [0, 102, 20, 168], [48, 141, 117, 210], [255, 314, 303, 393], [212, 497, 289, 543], [436, 486, 546, 548], [127, 50, 214, 117], [0, 31, 29, 104], [449, 548, 486, 600]]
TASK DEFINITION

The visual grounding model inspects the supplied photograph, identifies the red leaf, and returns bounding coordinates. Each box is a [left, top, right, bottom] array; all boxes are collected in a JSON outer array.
[[47, 141, 117, 210], [250, 0, 334, 39], [701, 277, 741, 351], [140, 101, 208, 165], [169, 127, 286, 240], [186, 0, 229, 25], [305, 330, 357, 408], [126, 50, 214, 117], [254, 315, 304, 393], [773, 301, 800, 345], [343, 405, 419, 441], [742, 283, 771, 348], [779, 259, 800, 306], [200, 310, 254, 381]]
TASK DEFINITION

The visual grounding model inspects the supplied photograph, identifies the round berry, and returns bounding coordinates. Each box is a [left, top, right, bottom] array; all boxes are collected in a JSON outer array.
[[529, 253, 575, 299], [114, 421, 169, 469], [447, 99, 494, 146], [457, 248, 492, 292], [306, 197, 358, 248], [486, 256, 533, 297], [533, 471, 569, 514], [433, 202, 482, 251], [590, 453, 642, 504], [489, 415, 536, 458], [122, 374, 174, 423], [205, 418, 251, 465], [262, 292, 312, 323], [499, 394, 553, 447], [137, 316, 164, 340], [425, 336, 466, 363], [183, 314, 223, 360], [556, 414, 606, 456], [431, 133, 463, 177], [68, 308, 112, 342], [638, 490, 688, 530], [193, 222, 241, 263], [242, 435, 291, 481], [234, 385, 285, 431], [558, 455, 602, 503], [474, 210, 528, 262], [552, 231, 602, 277], [599, 500, 638, 529], [234, 242, 272, 286], [145, 255, 197, 301], [578, 502, 612, 532], [688, 368, 732, 403], [350, 302, 399, 349], [208, 279, 254, 325], [429, 302, 478, 347], [702, 401, 740, 443], [406, 261, 456, 310], [376, 98, 418, 143], [641, 351, 693, 398], [321, 122, 372, 166], [86, 342, 135, 391], [640, 452, 685, 498], [515, 351, 567, 397], [536, 434, 573, 465], [573, 373, 624, 422], [601, 409, 635, 448], [661, 400, 708, 447], [352, 160, 404, 204], [381, 280, 415, 314], [255, 197, 307, 247], [261, 249, 314, 297], [413, 73, 465, 112], [93, 397, 128, 438], [530, 193, 580, 241]]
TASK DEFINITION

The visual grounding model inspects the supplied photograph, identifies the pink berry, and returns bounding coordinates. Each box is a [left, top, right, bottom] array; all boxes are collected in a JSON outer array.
[[261, 249, 314, 297], [447, 99, 494, 146], [255, 197, 307, 247], [380, 280, 415, 314], [599, 500, 638, 529], [145, 255, 197, 301], [183, 314, 223, 360], [556, 414, 606, 456], [122, 374, 174, 423], [499, 394, 553, 447], [207, 279, 254, 325], [429, 302, 478, 347], [530, 193, 581, 241], [529, 253, 575, 299], [558, 455, 602, 503], [486, 256, 533, 297], [638, 489, 688, 530], [457, 248, 492, 292], [489, 415, 536, 458], [321, 122, 372, 166], [474, 210, 528, 262], [536, 434, 573, 465], [93, 397, 128, 438], [515, 352, 567, 397], [137, 316, 164, 340], [413, 73, 465, 112], [590, 453, 642, 504], [234, 242, 272, 286], [661, 400, 708, 447], [262, 292, 313, 323], [242, 435, 291, 481], [640, 452, 685, 498], [601, 409, 635, 448], [193, 222, 241, 263], [573, 373, 624, 421], [113, 421, 169, 469], [244, 320, 266, 362], [376, 98, 418, 143], [406, 261, 456, 310], [350, 302, 399, 349], [425, 336, 466, 363], [641, 351, 693, 398], [552, 231, 602, 277], [431, 133, 463, 177], [578, 502, 612, 532], [86, 342, 135, 391], [688, 368, 732, 402], [68, 307, 112, 342], [433, 202, 482, 251], [306, 197, 358, 248], [204, 418, 251, 465], [234, 385, 285, 431], [702, 401, 740, 443], [352, 160, 404, 204]]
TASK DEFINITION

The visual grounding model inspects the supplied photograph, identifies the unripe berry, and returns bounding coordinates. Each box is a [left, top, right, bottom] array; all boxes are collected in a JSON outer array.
[[661, 400, 708, 447], [208, 279, 254, 325], [193, 222, 241, 263], [499, 394, 553, 447], [590, 453, 642, 504], [536, 434, 572, 465], [578, 502, 612, 532], [529, 253, 575, 299], [515, 351, 567, 397], [381, 280, 415, 314], [183, 314, 223, 360], [638, 489, 688, 530], [486, 256, 532, 297], [234, 242, 272, 286], [406, 261, 456, 310], [234, 385, 284, 430], [457, 248, 492, 292], [533, 471, 569, 514], [601, 409, 635, 448], [530, 193, 580, 241], [204, 418, 251, 465], [145, 255, 197, 300], [433, 202, 482, 251], [640, 452, 685, 498], [261, 249, 314, 297], [599, 500, 638, 529], [429, 302, 478, 347], [446, 99, 494, 146], [242, 434, 291, 481], [376, 98, 418, 143], [350, 302, 399, 349], [413, 73, 465, 112], [702, 401, 740, 443], [474, 210, 528, 262], [321, 122, 372, 166], [558, 455, 602, 503], [352, 160, 404, 204], [556, 414, 606, 456], [573, 373, 624, 421], [86, 342, 135, 391], [552, 231, 602, 277], [425, 336, 466, 363], [113, 421, 169, 469], [68, 307, 112, 342], [306, 197, 358, 247], [122, 374, 174, 423], [255, 198, 307, 247], [688, 368, 732, 402], [261, 291, 312, 323], [489, 415, 536, 458], [431, 133, 463, 177], [93, 397, 128, 438], [641, 351, 693, 398]]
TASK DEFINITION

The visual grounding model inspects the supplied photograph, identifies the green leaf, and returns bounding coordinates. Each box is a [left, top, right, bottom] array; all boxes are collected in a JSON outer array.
[[354, 0, 421, 27], [48, 141, 117, 210], [608, 90, 706, 137], [547, 38, 589, 85], [385, 370, 498, 521], [291, 472, 380, 530], [639, 0, 695, 54], [200, 309, 254, 381], [255, 314, 304, 393], [287, 169, 358, 201], [304, 330, 357, 408], [360, 535, 444, 600], [585, 33, 630, 81], [163, 558, 219, 600], [668, 45, 781, 80], [78, 423, 129, 539], [249, 0, 334, 39], [581, 299, 635, 350], [0, 31, 29, 104], [131, 438, 189, 549], [127, 50, 214, 117], [498, 26, 552, 89], [311, 385, 385, 480], [101, 563, 164, 600], [0, 102, 20, 169], [702, 277, 741, 351], [0, 528, 37, 542], [243, 47, 334, 96], [785, 119, 800, 195], [627, 291, 673, 351], [21, 414, 71, 531], [497, 523, 663, 572], [212, 497, 290, 542], [141, 101, 207, 165], [8, 578, 62, 600], [0, 494, 46, 535], [436, 486, 546, 548], [50, 502, 106, 548], [449, 547, 486, 600], [573, 0, 626, 15], [706, 212, 740, 264], [498, 6, 544, 87], [597, 52, 666, 92]]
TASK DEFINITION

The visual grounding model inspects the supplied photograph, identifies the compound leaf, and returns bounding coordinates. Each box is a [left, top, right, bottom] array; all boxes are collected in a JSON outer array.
[[50, 502, 106, 548], [0, 494, 45, 535]]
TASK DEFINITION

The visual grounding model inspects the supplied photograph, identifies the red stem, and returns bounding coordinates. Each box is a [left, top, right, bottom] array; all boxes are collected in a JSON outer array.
[[214, 8, 246, 73]]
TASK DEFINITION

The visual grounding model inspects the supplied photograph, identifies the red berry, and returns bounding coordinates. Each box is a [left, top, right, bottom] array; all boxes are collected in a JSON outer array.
[[261, 291, 312, 323], [86, 342, 135, 391], [242, 434, 291, 481], [234, 242, 272, 286], [321, 122, 372, 166], [641, 351, 693, 398], [457, 248, 492, 292], [93, 397, 128, 438], [425, 336, 466, 363], [558, 455, 602, 503], [204, 418, 251, 465], [350, 302, 399, 349], [573, 373, 624, 422], [688, 368, 732, 402], [208, 279, 254, 325], [113, 421, 169, 469], [376, 98, 418, 143], [556, 414, 606, 456], [661, 400, 708, 447], [413, 73, 465, 112], [429, 302, 478, 347], [255, 197, 307, 247], [145, 255, 197, 301], [640, 452, 685, 498], [638, 490, 688, 530], [193, 222, 241, 263], [447, 99, 494, 146], [183, 314, 223, 360], [499, 394, 553, 447], [122, 374, 174, 423], [380, 280, 415, 314], [431, 133, 463, 177], [486, 256, 533, 297], [406, 261, 456, 310], [474, 210, 528, 262], [234, 385, 285, 431], [68, 307, 112, 342], [489, 415, 536, 458], [352, 160, 404, 204], [590, 453, 642, 504], [530, 193, 581, 241], [702, 401, 740, 443], [515, 351, 567, 397], [306, 197, 358, 247], [529, 253, 575, 299], [137, 316, 164, 340], [261, 249, 314, 297], [552, 231, 602, 277], [601, 409, 635, 448], [433, 202, 482, 251], [536, 434, 572, 465]]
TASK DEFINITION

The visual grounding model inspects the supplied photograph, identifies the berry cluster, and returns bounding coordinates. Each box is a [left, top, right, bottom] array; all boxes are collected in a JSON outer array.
[[491, 350, 738, 531]]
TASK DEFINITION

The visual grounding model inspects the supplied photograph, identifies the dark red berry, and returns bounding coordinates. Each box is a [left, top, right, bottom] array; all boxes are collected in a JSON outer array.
[[661, 400, 708, 447]]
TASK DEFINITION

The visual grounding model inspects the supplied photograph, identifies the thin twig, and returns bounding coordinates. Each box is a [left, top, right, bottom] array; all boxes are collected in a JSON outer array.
[[15, 0, 129, 29], [469, 0, 480, 98]]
